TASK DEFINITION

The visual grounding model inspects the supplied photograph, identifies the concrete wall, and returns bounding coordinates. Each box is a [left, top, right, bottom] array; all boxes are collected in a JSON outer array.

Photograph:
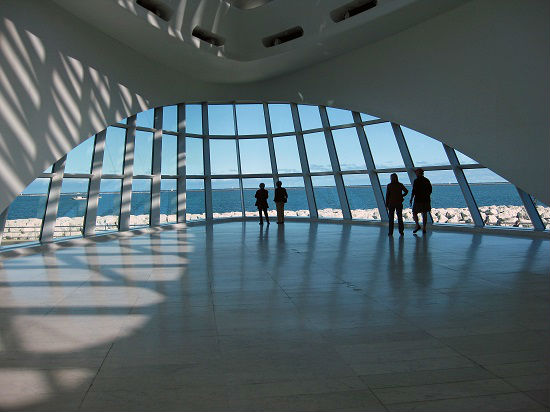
[[0, 0, 548, 213]]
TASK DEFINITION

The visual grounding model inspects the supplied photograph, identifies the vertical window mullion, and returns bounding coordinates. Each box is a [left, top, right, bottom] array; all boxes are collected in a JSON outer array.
[[290, 104, 317, 219], [352, 112, 388, 221], [119, 115, 136, 231], [263, 103, 279, 186], [40, 156, 66, 242], [84, 131, 105, 236], [318, 106, 351, 220], [516, 187, 545, 231], [177, 103, 186, 223], [202, 103, 213, 220], [443, 144, 484, 227], [150, 107, 163, 226], [234, 104, 245, 218]]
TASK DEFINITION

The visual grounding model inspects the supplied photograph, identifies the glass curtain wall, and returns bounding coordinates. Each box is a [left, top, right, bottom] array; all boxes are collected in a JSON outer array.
[[1, 103, 547, 248]]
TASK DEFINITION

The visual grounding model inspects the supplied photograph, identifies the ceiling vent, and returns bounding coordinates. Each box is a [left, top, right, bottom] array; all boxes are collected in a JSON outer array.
[[135, 0, 173, 22], [192, 27, 226, 47], [330, 0, 377, 23], [226, 0, 273, 10], [262, 26, 304, 48]]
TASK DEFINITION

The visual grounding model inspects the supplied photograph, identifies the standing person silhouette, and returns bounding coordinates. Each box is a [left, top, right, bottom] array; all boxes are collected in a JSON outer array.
[[273, 181, 288, 225], [385, 173, 408, 236], [255, 183, 270, 225], [410, 168, 432, 234]]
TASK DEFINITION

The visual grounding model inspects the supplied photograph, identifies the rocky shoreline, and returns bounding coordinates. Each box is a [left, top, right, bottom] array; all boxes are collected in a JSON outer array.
[[2, 205, 548, 241]]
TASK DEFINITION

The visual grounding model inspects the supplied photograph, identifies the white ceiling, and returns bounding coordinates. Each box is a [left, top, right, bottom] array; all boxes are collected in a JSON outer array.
[[53, 0, 467, 83]]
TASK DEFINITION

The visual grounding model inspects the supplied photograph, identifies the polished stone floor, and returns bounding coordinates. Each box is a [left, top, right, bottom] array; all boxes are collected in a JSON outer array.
[[0, 222, 548, 411]]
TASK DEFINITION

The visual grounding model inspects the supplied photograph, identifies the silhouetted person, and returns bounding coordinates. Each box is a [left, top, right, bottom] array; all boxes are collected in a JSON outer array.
[[385, 173, 408, 236], [274, 180, 288, 224], [255, 183, 269, 225], [410, 168, 432, 234]]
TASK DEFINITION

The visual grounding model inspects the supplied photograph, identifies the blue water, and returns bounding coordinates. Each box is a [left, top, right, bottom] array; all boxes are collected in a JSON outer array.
[[6, 184, 525, 220]]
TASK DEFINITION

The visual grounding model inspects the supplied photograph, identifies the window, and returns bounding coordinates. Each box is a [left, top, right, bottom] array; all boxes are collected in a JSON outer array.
[[243, 178, 274, 214], [278, 176, 309, 217], [161, 134, 177, 175], [332, 128, 366, 171], [268, 104, 294, 134], [401, 126, 449, 167], [239, 138, 272, 175], [236, 104, 266, 135], [342, 174, 378, 219], [273, 135, 301, 173], [97, 179, 121, 232], [103, 126, 126, 175], [186, 104, 202, 134], [65, 136, 94, 174], [208, 105, 234, 135], [379, 172, 413, 222], [210, 139, 238, 175], [303, 132, 332, 172], [130, 178, 151, 227], [186, 179, 205, 220], [212, 179, 241, 217], [186, 137, 204, 175], [134, 131, 153, 175], [298, 105, 322, 130], [423, 170, 472, 224], [360, 112, 378, 122], [161, 179, 177, 223], [136, 108, 154, 128], [2, 178, 50, 246], [364, 123, 405, 169], [55, 178, 89, 238], [455, 149, 478, 165], [311, 175, 341, 218], [326, 107, 354, 126], [162, 105, 178, 132]]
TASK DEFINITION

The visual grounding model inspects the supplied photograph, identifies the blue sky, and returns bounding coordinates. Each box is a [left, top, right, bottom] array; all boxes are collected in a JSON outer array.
[[23, 104, 506, 195]]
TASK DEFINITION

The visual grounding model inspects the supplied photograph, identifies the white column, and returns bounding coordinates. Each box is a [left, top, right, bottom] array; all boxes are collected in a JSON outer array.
[[151, 107, 163, 226], [516, 187, 545, 231], [40, 156, 66, 242], [119, 115, 136, 231], [84, 130, 106, 236], [177, 103, 187, 223]]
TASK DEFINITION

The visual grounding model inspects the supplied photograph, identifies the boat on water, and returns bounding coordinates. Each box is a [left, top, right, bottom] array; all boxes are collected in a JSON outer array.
[[72, 195, 86, 200]]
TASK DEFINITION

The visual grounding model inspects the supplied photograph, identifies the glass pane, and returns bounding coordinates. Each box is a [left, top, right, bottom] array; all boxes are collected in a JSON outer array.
[[303, 132, 332, 172], [239, 138, 272, 175], [455, 149, 478, 165], [186, 137, 204, 175], [55, 178, 89, 238], [212, 179, 241, 218], [423, 170, 471, 224], [360, 113, 379, 122], [163, 105, 178, 132], [134, 131, 153, 175], [131, 178, 151, 227], [276, 176, 309, 217], [186, 179, 205, 220], [311, 175, 341, 218], [43, 165, 53, 173], [210, 139, 238, 175], [186, 104, 202, 134], [136, 108, 154, 128], [332, 128, 367, 171], [208, 105, 234, 135], [379, 172, 413, 222], [236, 104, 266, 135], [273, 135, 301, 173], [2, 178, 50, 246], [364, 123, 405, 169], [103, 126, 126, 175], [343, 174, 379, 219], [161, 134, 177, 175], [268, 104, 294, 134], [534, 200, 549, 229], [96, 178, 121, 232], [243, 178, 274, 214], [298, 105, 322, 130], [160, 179, 177, 223], [464, 169, 531, 227], [326, 107, 354, 126], [401, 126, 449, 167], [65, 135, 94, 174]]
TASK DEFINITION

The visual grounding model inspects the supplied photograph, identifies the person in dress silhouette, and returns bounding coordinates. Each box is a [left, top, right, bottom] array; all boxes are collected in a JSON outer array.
[[385, 173, 408, 236], [273, 181, 288, 224], [255, 183, 270, 225], [410, 168, 432, 234]]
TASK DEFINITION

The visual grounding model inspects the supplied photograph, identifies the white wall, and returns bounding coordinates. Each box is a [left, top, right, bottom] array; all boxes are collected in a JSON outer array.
[[0, 0, 548, 213]]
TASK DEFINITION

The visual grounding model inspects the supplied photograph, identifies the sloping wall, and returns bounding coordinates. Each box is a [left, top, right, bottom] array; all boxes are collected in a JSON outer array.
[[0, 0, 548, 213]]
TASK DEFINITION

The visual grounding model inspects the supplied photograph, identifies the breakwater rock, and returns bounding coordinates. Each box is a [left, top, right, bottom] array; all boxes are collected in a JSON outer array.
[[2, 205, 548, 241]]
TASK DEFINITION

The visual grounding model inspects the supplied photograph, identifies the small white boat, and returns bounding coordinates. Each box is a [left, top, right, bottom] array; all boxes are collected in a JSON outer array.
[[72, 195, 87, 200]]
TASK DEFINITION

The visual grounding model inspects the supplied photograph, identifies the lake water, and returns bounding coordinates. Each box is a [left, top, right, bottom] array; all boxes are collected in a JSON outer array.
[[5, 183, 528, 220]]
